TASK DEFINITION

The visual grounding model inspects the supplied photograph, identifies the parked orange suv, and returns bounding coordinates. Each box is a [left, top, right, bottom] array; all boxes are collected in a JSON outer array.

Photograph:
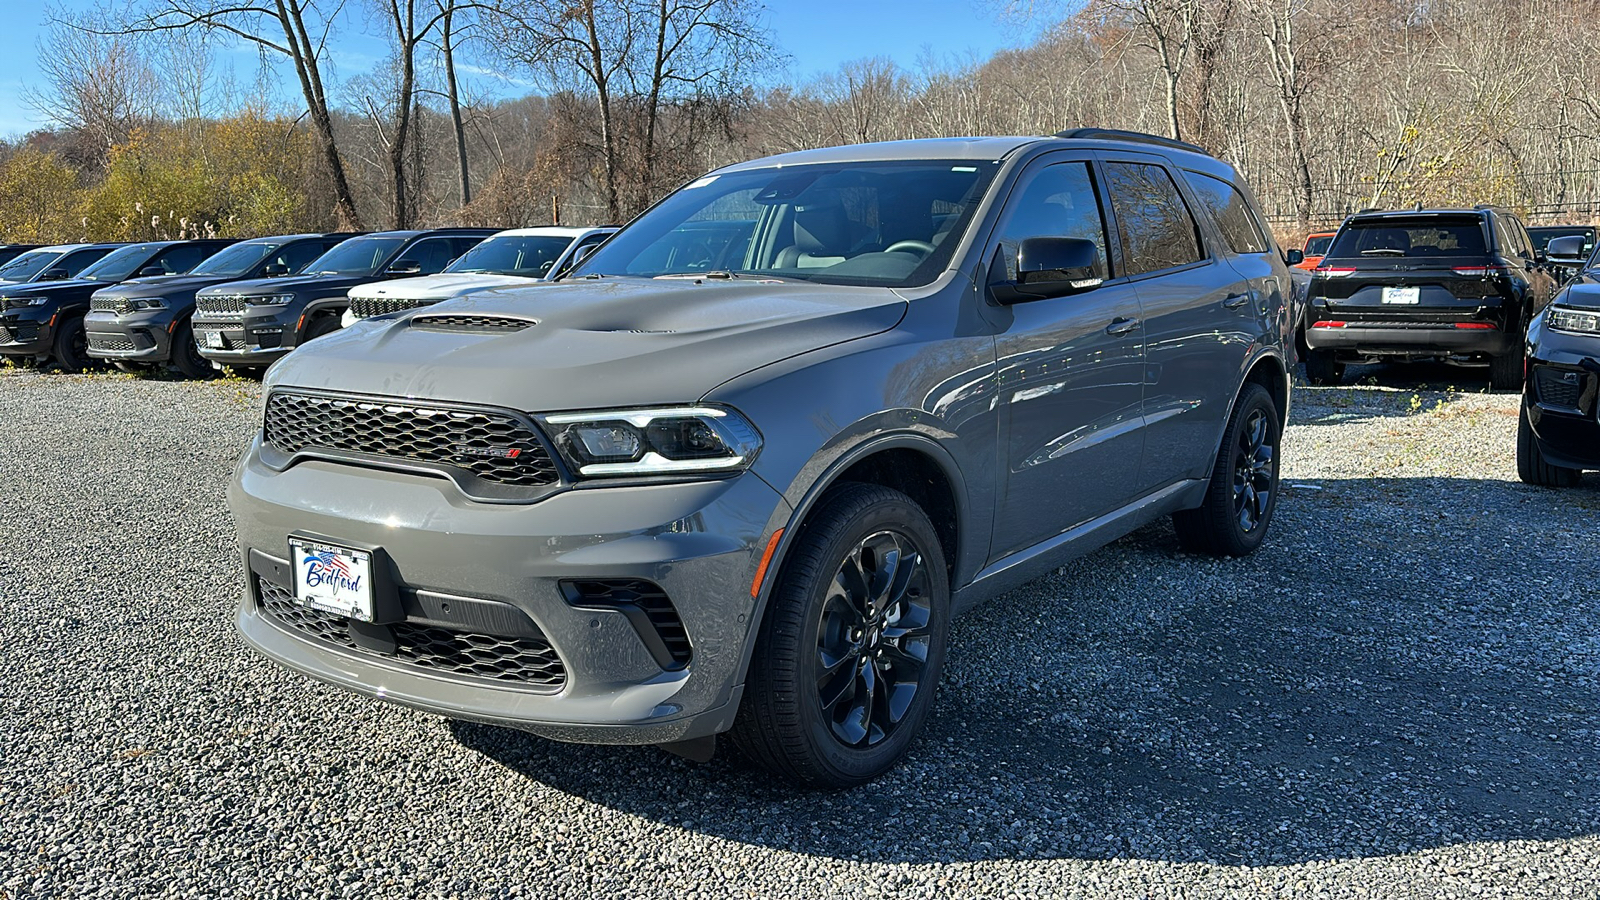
[[1297, 231, 1337, 270]]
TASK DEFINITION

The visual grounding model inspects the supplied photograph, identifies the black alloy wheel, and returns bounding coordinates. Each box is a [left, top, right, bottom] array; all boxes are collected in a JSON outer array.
[[731, 483, 950, 788], [814, 529, 934, 748], [1173, 382, 1282, 556], [1233, 405, 1275, 534]]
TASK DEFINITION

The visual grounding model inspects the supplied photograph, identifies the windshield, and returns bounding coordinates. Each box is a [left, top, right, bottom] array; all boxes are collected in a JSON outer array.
[[572, 160, 999, 287], [446, 235, 575, 277], [1326, 218, 1486, 259], [80, 244, 158, 282], [1531, 227, 1595, 255], [0, 249, 61, 281], [305, 237, 407, 276], [191, 242, 277, 277], [1305, 235, 1334, 257]]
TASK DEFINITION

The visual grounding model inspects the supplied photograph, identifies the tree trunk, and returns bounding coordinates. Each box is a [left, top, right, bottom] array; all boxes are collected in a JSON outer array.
[[280, 0, 362, 230], [441, 1, 470, 207], [583, 5, 620, 222]]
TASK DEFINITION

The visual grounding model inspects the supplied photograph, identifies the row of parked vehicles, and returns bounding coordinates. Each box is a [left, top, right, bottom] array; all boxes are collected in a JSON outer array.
[[1285, 207, 1600, 489], [0, 226, 618, 375]]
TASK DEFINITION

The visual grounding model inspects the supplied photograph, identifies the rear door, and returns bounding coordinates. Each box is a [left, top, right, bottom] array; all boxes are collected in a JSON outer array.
[[1098, 154, 1252, 490], [1316, 216, 1507, 325]]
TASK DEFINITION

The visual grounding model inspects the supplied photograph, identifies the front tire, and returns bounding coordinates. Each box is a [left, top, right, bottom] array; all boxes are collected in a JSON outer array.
[[1517, 400, 1579, 486], [731, 483, 950, 789], [302, 314, 340, 343], [1304, 348, 1343, 386], [51, 316, 92, 373], [1173, 383, 1282, 557], [170, 321, 213, 379], [1489, 348, 1523, 392]]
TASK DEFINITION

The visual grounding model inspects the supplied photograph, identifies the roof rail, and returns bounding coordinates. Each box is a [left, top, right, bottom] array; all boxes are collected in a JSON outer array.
[[1355, 207, 1386, 214], [1054, 128, 1208, 155]]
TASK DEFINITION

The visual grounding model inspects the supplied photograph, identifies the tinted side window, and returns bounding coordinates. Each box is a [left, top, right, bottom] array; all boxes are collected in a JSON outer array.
[[1184, 171, 1270, 255], [1105, 162, 1204, 276], [275, 241, 328, 274], [993, 161, 1110, 281], [59, 248, 112, 276], [396, 238, 455, 275], [451, 236, 488, 259], [154, 244, 210, 274]]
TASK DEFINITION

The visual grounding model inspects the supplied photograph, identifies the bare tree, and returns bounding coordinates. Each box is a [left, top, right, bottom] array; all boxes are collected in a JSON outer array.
[[28, 15, 158, 166]]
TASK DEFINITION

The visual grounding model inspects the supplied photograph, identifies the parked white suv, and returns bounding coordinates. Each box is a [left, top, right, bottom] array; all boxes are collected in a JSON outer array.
[[341, 226, 616, 326]]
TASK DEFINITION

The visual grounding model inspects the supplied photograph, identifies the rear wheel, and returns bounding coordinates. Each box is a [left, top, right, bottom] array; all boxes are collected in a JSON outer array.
[[1304, 348, 1343, 386], [731, 483, 950, 789], [170, 321, 213, 379], [1517, 400, 1579, 486], [1173, 383, 1282, 557], [1489, 347, 1523, 392]]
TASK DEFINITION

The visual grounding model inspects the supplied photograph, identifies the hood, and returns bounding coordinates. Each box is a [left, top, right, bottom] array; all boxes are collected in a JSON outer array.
[[1556, 279, 1600, 311], [199, 273, 368, 298], [0, 279, 99, 300], [347, 273, 539, 302], [268, 277, 907, 411], [92, 274, 229, 300]]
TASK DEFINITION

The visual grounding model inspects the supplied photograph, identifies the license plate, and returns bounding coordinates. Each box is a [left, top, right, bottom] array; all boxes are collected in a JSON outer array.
[[203, 330, 224, 349], [1382, 286, 1420, 305], [289, 538, 374, 621]]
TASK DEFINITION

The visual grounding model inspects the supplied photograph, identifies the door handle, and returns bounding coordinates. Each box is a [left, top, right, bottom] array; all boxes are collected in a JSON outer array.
[[1105, 316, 1141, 336], [1222, 292, 1250, 309]]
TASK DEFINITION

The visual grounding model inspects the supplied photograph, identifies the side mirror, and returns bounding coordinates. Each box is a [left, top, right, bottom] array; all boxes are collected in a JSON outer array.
[[386, 260, 423, 276], [261, 262, 290, 277], [990, 237, 1103, 305], [1285, 248, 1305, 266], [40, 267, 69, 281], [1545, 235, 1586, 267], [138, 266, 165, 277]]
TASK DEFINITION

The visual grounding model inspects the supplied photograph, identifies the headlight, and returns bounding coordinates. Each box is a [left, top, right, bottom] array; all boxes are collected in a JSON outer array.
[[539, 406, 761, 477], [119, 297, 167, 313], [245, 293, 296, 306], [1547, 305, 1600, 335], [3, 296, 49, 308]]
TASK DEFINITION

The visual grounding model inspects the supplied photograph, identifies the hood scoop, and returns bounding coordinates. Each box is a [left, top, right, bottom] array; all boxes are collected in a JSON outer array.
[[410, 313, 536, 333]]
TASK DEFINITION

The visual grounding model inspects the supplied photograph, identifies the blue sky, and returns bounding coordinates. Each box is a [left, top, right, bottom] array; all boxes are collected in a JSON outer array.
[[0, 0, 1025, 139]]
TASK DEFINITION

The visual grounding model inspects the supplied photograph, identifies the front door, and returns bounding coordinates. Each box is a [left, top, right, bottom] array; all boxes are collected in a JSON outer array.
[[989, 156, 1147, 562]]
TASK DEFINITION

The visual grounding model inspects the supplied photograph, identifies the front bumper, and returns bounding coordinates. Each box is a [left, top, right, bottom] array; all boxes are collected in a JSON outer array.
[[0, 308, 54, 356], [229, 439, 790, 744], [1304, 321, 1514, 359], [193, 306, 299, 366], [84, 309, 178, 362], [1525, 323, 1600, 469]]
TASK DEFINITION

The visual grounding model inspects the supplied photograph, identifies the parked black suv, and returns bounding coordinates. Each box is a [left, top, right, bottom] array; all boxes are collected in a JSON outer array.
[[1518, 266, 1600, 485], [0, 244, 40, 267], [0, 240, 234, 370], [84, 234, 355, 378], [1303, 207, 1555, 389], [192, 229, 497, 374], [229, 130, 1294, 787]]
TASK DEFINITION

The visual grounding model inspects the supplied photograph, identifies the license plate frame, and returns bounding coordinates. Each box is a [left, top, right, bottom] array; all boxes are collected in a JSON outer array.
[[288, 537, 375, 622], [1381, 286, 1421, 305], [203, 330, 225, 349]]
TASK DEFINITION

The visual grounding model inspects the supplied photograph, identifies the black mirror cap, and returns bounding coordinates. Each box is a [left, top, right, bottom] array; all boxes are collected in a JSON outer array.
[[40, 267, 69, 281], [993, 237, 1103, 304], [261, 263, 290, 277], [386, 261, 423, 275], [1285, 248, 1305, 266], [1546, 235, 1587, 266], [137, 266, 165, 277]]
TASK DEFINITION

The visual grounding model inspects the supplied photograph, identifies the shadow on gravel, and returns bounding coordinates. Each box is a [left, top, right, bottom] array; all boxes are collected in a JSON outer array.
[[453, 475, 1600, 867], [1290, 361, 1513, 429]]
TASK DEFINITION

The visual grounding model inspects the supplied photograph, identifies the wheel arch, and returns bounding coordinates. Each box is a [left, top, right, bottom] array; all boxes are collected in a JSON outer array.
[[1204, 350, 1290, 483]]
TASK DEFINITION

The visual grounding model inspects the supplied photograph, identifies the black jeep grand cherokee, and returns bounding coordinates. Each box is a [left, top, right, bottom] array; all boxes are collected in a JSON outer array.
[[1303, 207, 1555, 389]]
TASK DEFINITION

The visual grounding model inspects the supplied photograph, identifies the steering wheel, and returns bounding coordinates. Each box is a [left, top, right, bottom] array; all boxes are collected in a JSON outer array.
[[883, 240, 936, 257]]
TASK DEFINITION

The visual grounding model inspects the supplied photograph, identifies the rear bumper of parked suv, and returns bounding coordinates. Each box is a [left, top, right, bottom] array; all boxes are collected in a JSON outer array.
[[84, 309, 179, 362], [229, 436, 789, 744], [1304, 320, 1514, 359], [0, 307, 55, 356]]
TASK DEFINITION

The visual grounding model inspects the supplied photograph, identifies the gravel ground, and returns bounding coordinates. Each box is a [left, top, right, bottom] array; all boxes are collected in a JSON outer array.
[[2, 363, 1598, 899]]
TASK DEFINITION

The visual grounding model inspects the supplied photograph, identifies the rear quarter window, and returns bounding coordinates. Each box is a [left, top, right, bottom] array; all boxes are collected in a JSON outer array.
[[1183, 171, 1270, 255]]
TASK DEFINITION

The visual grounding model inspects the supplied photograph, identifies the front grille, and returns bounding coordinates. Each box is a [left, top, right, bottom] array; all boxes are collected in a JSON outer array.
[[257, 578, 566, 687], [196, 293, 248, 315], [0, 324, 11, 343], [349, 296, 433, 319], [89, 295, 123, 312], [0, 322, 35, 344], [88, 335, 135, 353], [1535, 366, 1584, 410], [564, 579, 692, 669], [412, 315, 534, 332], [264, 390, 560, 488]]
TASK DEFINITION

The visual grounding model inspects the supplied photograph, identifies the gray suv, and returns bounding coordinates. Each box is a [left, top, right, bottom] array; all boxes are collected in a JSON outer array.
[[229, 130, 1293, 787]]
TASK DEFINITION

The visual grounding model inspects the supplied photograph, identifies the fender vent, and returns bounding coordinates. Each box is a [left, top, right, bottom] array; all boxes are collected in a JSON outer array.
[[412, 314, 534, 332]]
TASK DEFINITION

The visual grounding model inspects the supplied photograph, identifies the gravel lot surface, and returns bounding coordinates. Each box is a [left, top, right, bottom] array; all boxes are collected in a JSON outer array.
[[2, 363, 1598, 899]]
